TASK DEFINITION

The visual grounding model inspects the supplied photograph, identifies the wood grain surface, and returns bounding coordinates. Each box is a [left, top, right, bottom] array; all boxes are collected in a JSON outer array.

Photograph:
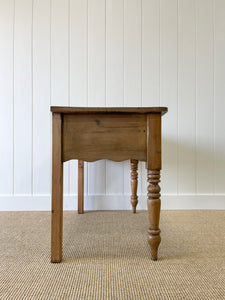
[[62, 113, 147, 162]]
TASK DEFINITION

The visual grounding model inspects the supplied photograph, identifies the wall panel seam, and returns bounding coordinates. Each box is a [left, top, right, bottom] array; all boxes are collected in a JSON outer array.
[[12, 0, 15, 195], [212, 0, 215, 195], [31, 0, 34, 195], [68, 1, 70, 195]]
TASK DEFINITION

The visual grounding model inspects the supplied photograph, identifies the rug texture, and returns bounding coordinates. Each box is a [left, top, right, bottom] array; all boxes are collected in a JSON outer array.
[[0, 210, 225, 299]]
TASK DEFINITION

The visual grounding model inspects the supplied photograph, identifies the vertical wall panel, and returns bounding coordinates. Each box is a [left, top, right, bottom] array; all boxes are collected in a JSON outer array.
[[141, 0, 160, 195], [14, 0, 32, 194], [142, 0, 160, 107], [105, 0, 124, 195], [124, 0, 141, 107], [214, 0, 225, 193], [51, 0, 69, 195], [196, 0, 214, 194], [0, 1, 14, 194], [70, 0, 88, 195], [160, 0, 178, 194], [123, 0, 142, 195], [106, 0, 123, 108], [88, 0, 106, 108], [70, 0, 88, 108], [177, 0, 196, 193], [33, 0, 51, 195], [88, 0, 106, 195]]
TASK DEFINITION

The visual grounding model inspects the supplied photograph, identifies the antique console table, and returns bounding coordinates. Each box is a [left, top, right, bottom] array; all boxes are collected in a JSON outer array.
[[51, 106, 168, 263]]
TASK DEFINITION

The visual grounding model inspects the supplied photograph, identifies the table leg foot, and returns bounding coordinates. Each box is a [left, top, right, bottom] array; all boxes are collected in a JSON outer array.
[[147, 169, 161, 261], [51, 208, 63, 263], [51, 258, 62, 263], [130, 159, 138, 213]]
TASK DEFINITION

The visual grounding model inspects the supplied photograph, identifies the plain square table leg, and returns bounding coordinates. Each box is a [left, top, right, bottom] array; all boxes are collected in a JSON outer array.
[[78, 160, 84, 214], [51, 113, 63, 263]]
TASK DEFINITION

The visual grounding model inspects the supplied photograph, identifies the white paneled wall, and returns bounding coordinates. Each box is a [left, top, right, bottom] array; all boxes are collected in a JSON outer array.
[[0, 0, 225, 211]]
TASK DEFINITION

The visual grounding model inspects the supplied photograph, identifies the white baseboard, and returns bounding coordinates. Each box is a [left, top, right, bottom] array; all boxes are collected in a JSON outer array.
[[0, 194, 225, 211]]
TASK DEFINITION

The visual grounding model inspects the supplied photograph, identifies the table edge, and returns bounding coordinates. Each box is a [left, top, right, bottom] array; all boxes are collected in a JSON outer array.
[[50, 106, 168, 115]]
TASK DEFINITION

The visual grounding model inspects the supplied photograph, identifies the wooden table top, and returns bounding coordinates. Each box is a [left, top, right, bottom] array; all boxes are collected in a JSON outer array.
[[50, 106, 168, 115]]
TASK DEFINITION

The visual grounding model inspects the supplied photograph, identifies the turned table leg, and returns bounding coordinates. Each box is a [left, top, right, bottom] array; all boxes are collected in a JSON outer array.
[[51, 113, 63, 263], [146, 113, 162, 260], [130, 159, 138, 213], [78, 160, 84, 214], [147, 169, 161, 260]]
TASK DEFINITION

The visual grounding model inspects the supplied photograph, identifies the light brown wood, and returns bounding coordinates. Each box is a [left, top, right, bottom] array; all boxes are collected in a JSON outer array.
[[146, 113, 162, 260], [78, 160, 84, 214], [62, 114, 147, 162], [51, 106, 168, 115], [146, 114, 161, 170], [51, 107, 167, 262], [130, 159, 138, 213], [147, 170, 161, 261], [51, 113, 63, 263]]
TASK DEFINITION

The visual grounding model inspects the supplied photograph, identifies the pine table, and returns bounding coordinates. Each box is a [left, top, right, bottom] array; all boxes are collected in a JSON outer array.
[[50, 106, 168, 263]]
